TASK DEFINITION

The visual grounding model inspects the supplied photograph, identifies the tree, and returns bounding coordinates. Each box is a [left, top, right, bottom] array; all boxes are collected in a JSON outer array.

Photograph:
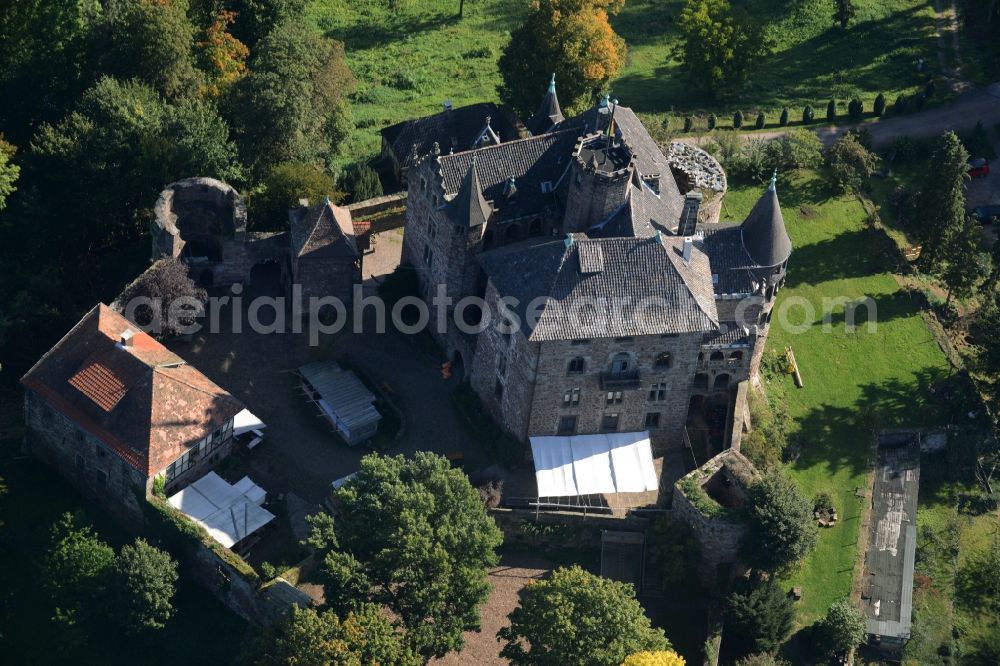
[[498, 0, 627, 117], [848, 98, 863, 119], [874, 93, 886, 117], [733, 110, 744, 129], [250, 162, 339, 230], [938, 213, 984, 305], [343, 163, 385, 203], [833, 0, 857, 29], [197, 10, 250, 98], [104, 0, 202, 98], [735, 655, 789, 666], [252, 605, 418, 666], [966, 623, 1000, 666], [824, 132, 877, 193], [957, 535, 1000, 612], [802, 105, 814, 123], [41, 513, 115, 610], [755, 112, 766, 129], [0, 139, 19, 211], [108, 539, 178, 633], [497, 566, 671, 666], [228, 0, 308, 49], [914, 131, 969, 270], [742, 471, 817, 572], [776, 129, 824, 170], [676, 0, 769, 99], [237, 18, 355, 175], [316, 452, 503, 659], [779, 108, 789, 127], [708, 113, 718, 130], [622, 651, 686, 666], [826, 99, 836, 122], [814, 598, 865, 657], [684, 116, 693, 132], [725, 578, 795, 656], [117, 258, 208, 337]]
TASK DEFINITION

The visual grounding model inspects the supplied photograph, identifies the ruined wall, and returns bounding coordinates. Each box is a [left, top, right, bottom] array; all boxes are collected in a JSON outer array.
[[672, 484, 747, 584]]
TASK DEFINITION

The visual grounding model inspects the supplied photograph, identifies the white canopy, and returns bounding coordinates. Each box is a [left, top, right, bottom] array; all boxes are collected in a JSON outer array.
[[233, 408, 266, 436], [529, 432, 659, 497], [168, 471, 274, 548]]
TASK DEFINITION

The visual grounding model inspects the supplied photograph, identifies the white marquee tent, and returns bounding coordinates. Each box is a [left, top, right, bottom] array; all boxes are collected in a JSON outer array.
[[529, 431, 658, 497], [233, 408, 266, 436], [168, 471, 274, 549]]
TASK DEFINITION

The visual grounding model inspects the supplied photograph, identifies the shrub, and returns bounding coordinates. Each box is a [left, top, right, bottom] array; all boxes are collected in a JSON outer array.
[[891, 136, 918, 162], [343, 163, 383, 203], [755, 112, 765, 129], [733, 110, 744, 129], [848, 98, 863, 119], [894, 94, 909, 114], [708, 113, 717, 130], [824, 133, 878, 193], [684, 116, 693, 133], [802, 105, 814, 123], [779, 107, 789, 127], [742, 471, 818, 572], [874, 93, 886, 117], [260, 561, 278, 580], [813, 490, 835, 512], [826, 99, 836, 122]]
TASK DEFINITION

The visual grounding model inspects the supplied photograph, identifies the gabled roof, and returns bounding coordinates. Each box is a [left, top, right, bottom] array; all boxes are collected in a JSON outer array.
[[741, 178, 791, 268], [592, 177, 684, 239], [381, 102, 519, 168], [526, 74, 565, 136], [445, 156, 492, 227], [290, 200, 359, 259], [478, 234, 718, 341], [21, 304, 244, 475]]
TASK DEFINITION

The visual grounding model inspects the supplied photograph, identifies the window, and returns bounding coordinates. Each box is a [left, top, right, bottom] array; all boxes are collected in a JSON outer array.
[[557, 415, 578, 435], [730, 350, 744, 362], [648, 383, 667, 402], [95, 444, 106, 458], [423, 244, 433, 266], [710, 350, 725, 361], [571, 338, 590, 345], [433, 195, 439, 208], [609, 352, 631, 377], [654, 352, 672, 369], [606, 391, 623, 405], [563, 388, 581, 407], [96, 469, 107, 487], [166, 462, 177, 481], [500, 331, 511, 348], [601, 413, 620, 432], [567, 357, 585, 374], [421, 178, 427, 192], [645, 412, 661, 428], [541, 180, 554, 193]]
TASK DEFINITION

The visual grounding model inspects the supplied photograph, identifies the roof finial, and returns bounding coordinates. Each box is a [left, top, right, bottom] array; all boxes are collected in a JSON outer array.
[[548, 73, 556, 93], [769, 169, 778, 192]]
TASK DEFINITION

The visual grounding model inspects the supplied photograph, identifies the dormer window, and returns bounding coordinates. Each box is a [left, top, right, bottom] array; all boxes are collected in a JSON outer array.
[[541, 181, 553, 193]]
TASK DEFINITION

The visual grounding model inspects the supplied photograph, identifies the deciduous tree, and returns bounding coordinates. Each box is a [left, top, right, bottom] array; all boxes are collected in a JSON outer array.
[[824, 132, 877, 193], [117, 258, 208, 337], [814, 598, 865, 657], [497, 566, 671, 665], [676, 0, 769, 99], [197, 10, 249, 98], [108, 539, 178, 633], [498, 0, 627, 117], [0, 139, 19, 211], [316, 452, 502, 659], [742, 471, 817, 572], [622, 651, 686, 666], [250, 162, 339, 230], [41, 513, 115, 610]]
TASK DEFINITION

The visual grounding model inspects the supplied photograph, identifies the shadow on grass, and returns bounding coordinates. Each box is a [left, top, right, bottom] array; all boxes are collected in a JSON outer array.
[[324, 11, 460, 50], [783, 227, 880, 288]]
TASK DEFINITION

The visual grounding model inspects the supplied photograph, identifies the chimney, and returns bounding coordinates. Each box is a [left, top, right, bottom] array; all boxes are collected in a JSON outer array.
[[120, 330, 135, 348], [682, 237, 693, 263]]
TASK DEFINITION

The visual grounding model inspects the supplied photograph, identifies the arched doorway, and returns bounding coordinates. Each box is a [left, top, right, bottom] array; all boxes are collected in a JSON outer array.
[[713, 373, 730, 391], [693, 373, 709, 390]]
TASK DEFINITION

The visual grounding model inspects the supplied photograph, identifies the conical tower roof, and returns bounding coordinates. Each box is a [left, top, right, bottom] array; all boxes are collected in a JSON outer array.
[[526, 73, 565, 135], [446, 155, 492, 227], [741, 173, 791, 268]]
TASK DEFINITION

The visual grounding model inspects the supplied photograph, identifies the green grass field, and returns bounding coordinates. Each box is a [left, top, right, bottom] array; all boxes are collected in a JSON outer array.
[[309, 0, 940, 166], [723, 171, 954, 624]]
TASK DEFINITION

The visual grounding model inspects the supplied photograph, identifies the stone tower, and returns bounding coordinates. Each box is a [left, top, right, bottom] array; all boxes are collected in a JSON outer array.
[[561, 133, 636, 234]]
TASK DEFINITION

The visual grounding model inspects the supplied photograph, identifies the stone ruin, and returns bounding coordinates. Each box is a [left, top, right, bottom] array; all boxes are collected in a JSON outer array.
[[666, 142, 728, 225]]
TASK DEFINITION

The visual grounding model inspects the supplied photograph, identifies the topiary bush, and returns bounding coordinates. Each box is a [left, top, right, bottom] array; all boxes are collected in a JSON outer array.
[[894, 94, 909, 114], [848, 98, 863, 119], [755, 112, 765, 129], [802, 105, 814, 123], [708, 113, 717, 130], [874, 93, 886, 117], [733, 110, 744, 129], [826, 100, 836, 122], [779, 107, 789, 127], [684, 116, 693, 133]]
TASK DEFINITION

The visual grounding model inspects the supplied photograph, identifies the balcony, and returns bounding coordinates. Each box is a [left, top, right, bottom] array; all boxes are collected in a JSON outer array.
[[600, 369, 641, 390]]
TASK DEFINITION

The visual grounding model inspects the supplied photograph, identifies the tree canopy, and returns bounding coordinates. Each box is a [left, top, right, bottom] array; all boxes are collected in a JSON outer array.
[[108, 539, 179, 633], [313, 452, 503, 659], [915, 131, 970, 270], [676, 0, 770, 99], [497, 565, 671, 666], [742, 471, 818, 572], [725, 578, 795, 656], [813, 598, 866, 657], [498, 0, 627, 118], [824, 132, 877, 193]]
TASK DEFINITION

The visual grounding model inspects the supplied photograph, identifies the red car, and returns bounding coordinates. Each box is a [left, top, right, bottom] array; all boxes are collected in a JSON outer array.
[[969, 158, 990, 178]]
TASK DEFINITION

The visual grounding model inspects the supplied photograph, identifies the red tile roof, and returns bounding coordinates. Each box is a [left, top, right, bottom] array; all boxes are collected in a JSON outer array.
[[21, 304, 244, 476]]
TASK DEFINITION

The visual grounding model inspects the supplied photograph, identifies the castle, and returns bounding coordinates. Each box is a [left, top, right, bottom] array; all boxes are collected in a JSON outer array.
[[400, 79, 791, 450]]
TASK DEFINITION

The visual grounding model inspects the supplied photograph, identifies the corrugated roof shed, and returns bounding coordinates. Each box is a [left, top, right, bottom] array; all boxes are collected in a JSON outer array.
[[298, 361, 381, 434]]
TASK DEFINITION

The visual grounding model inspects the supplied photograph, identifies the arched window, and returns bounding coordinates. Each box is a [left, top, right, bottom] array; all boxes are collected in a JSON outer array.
[[713, 373, 730, 391], [710, 350, 725, 361], [698, 351, 705, 363], [694, 373, 709, 390], [654, 352, 672, 369], [729, 350, 744, 362], [567, 357, 585, 374]]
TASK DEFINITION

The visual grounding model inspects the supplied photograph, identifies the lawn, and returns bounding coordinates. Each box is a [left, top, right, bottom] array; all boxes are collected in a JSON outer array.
[[308, 0, 940, 167], [723, 170, 954, 624]]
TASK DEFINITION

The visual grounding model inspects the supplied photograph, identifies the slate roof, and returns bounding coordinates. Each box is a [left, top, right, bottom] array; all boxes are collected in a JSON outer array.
[[699, 224, 759, 295], [526, 74, 565, 135], [592, 177, 684, 239], [445, 156, 493, 227], [382, 102, 519, 169], [478, 234, 718, 341], [741, 182, 791, 268], [436, 129, 579, 222], [290, 200, 358, 259], [21, 304, 244, 475]]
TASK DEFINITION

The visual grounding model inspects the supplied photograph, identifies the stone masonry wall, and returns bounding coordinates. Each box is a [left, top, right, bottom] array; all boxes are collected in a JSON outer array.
[[672, 482, 747, 584]]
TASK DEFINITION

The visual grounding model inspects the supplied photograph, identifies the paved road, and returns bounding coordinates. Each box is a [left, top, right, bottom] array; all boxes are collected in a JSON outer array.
[[679, 82, 1000, 150]]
